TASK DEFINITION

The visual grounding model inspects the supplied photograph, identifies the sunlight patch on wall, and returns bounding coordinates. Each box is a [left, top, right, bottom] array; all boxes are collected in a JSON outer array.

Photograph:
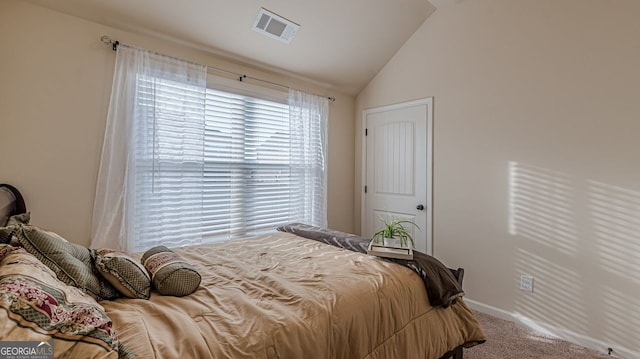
[[601, 287, 640, 353], [589, 180, 640, 285], [508, 162, 640, 355], [514, 248, 588, 332], [589, 180, 640, 354], [508, 161, 578, 255]]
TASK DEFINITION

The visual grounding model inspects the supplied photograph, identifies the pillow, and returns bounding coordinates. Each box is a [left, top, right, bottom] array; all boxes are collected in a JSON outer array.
[[0, 244, 122, 358], [141, 246, 201, 296], [6, 212, 30, 226], [0, 187, 16, 226], [9, 225, 120, 300], [94, 248, 151, 299], [0, 212, 30, 243]]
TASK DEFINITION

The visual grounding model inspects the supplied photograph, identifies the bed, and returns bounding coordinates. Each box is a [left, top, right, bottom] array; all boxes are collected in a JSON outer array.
[[0, 184, 485, 358]]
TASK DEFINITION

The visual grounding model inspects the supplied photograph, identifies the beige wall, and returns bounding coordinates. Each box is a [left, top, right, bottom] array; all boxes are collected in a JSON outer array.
[[0, 0, 354, 247], [356, 0, 640, 355]]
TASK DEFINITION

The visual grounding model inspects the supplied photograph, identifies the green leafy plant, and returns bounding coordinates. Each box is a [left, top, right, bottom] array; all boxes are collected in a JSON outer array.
[[372, 215, 419, 248]]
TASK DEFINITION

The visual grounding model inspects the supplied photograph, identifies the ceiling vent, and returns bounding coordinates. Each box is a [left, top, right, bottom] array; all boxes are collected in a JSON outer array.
[[252, 8, 300, 44]]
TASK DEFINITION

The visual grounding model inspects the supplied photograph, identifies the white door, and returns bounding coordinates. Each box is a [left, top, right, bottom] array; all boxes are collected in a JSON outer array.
[[362, 98, 433, 254]]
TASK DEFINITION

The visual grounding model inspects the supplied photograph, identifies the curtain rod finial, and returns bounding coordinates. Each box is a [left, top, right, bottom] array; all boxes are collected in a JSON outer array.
[[100, 35, 119, 51]]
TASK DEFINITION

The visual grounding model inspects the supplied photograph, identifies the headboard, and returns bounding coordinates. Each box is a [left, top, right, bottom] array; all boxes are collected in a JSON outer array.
[[0, 184, 26, 226]]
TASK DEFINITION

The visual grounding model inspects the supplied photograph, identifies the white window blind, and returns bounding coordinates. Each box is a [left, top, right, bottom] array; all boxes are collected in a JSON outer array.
[[202, 88, 299, 239], [131, 78, 327, 250]]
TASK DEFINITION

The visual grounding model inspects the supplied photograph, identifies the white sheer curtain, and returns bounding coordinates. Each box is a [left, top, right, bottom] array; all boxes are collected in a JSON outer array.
[[91, 45, 207, 252], [288, 89, 329, 228]]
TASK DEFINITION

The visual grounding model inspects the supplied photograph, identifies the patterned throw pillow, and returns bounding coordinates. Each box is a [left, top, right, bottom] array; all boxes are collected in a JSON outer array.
[[7, 212, 31, 226], [95, 249, 151, 299], [0, 244, 123, 358], [9, 225, 120, 300], [141, 246, 201, 296], [0, 212, 31, 243]]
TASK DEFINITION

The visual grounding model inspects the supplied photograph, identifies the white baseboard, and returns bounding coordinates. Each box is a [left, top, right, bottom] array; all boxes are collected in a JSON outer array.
[[464, 298, 639, 359]]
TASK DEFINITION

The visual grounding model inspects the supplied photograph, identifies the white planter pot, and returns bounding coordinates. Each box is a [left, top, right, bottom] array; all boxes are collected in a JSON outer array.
[[383, 237, 402, 247]]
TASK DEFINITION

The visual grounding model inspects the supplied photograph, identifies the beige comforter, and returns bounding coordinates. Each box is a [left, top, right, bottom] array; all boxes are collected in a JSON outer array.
[[102, 232, 485, 358]]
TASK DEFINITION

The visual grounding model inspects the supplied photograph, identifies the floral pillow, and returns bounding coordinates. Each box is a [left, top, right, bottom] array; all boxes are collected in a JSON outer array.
[[0, 244, 126, 358]]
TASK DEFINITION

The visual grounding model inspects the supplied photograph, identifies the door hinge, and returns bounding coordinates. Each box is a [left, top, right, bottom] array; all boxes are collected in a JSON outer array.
[[365, 128, 368, 136], [364, 185, 368, 193]]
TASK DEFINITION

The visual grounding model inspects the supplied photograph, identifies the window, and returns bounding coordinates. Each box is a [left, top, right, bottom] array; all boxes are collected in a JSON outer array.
[[202, 87, 297, 238], [132, 76, 327, 250], [92, 46, 327, 253]]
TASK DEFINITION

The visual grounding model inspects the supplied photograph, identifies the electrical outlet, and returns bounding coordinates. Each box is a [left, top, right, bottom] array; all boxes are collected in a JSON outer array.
[[520, 274, 534, 292]]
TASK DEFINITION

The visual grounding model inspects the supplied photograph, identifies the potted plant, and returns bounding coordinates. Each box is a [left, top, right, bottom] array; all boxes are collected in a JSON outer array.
[[372, 216, 419, 248]]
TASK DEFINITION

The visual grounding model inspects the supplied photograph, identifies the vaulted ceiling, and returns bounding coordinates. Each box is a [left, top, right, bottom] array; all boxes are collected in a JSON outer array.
[[22, 0, 445, 95]]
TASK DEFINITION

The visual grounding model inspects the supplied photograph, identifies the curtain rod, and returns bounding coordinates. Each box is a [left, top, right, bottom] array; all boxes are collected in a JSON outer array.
[[100, 36, 336, 102]]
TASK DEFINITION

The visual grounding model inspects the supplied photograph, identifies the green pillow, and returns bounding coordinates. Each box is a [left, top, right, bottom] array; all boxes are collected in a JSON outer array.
[[0, 212, 31, 243], [94, 248, 151, 299], [9, 225, 120, 300], [141, 246, 201, 296]]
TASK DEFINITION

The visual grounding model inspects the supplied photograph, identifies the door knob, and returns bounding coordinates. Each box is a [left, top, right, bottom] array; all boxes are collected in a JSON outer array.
[[416, 204, 425, 211]]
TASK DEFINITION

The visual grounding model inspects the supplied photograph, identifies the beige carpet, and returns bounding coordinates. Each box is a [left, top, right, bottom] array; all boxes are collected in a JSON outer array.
[[464, 310, 611, 359]]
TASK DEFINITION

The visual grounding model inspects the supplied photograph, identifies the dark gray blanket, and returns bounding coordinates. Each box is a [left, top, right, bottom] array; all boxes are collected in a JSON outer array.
[[277, 223, 463, 308]]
